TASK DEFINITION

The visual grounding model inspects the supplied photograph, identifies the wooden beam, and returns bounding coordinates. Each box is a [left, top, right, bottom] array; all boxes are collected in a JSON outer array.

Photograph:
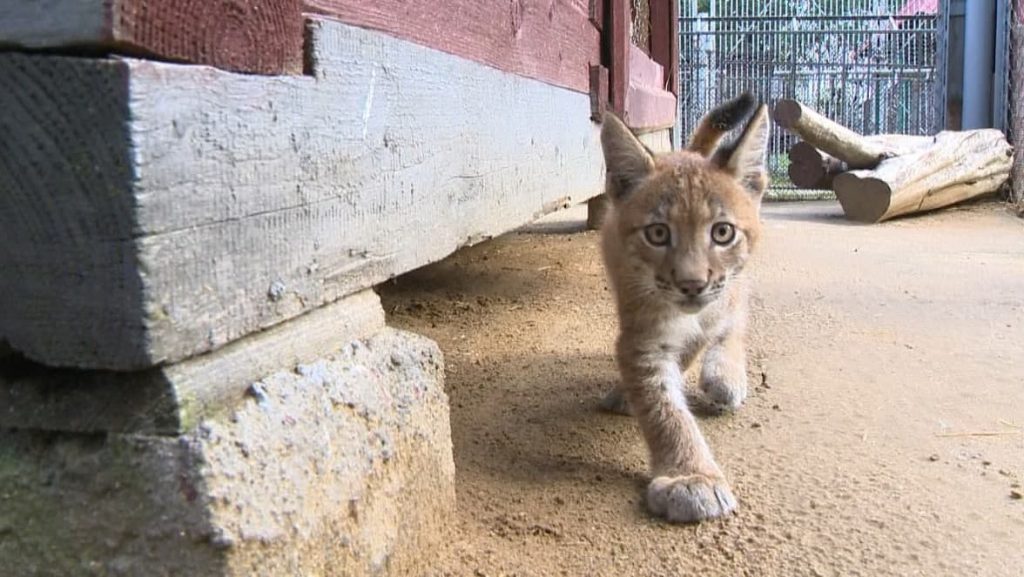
[[0, 19, 605, 370], [303, 0, 600, 94], [0, 0, 304, 75], [648, 0, 679, 97], [609, 0, 630, 113]]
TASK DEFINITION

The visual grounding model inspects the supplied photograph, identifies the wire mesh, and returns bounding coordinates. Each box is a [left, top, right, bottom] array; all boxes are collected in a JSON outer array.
[[1012, 19, 1024, 208], [679, 0, 946, 188]]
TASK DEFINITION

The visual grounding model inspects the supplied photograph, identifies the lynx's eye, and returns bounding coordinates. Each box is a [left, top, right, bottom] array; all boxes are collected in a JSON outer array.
[[643, 223, 671, 247], [711, 222, 736, 245]]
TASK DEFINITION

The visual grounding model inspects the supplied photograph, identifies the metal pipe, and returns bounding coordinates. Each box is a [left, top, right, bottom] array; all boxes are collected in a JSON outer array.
[[962, 0, 995, 128]]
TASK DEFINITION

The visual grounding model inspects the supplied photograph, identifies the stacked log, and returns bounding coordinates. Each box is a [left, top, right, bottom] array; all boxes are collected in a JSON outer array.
[[773, 99, 1013, 223]]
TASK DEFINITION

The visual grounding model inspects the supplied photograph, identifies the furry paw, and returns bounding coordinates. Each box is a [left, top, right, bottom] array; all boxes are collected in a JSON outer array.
[[700, 352, 748, 411], [700, 373, 748, 411], [646, 474, 737, 523], [599, 387, 633, 416]]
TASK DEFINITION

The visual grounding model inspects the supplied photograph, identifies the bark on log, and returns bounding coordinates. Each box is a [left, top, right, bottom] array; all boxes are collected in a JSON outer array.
[[832, 129, 1012, 223], [774, 99, 934, 169]]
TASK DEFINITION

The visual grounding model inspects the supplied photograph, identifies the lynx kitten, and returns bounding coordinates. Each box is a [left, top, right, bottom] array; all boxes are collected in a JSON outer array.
[[598, 93, 769, 523]]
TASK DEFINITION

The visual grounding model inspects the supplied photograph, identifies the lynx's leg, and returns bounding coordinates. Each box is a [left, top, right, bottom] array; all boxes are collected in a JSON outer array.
[[618, 343, 736, 523], [699, 324, 749, 411]]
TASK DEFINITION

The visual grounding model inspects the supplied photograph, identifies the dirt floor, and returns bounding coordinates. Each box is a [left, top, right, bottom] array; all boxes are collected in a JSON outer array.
[[379, 200, 1024, 577]]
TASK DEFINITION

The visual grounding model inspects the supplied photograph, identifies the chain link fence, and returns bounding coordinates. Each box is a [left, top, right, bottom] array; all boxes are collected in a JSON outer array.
[[1012, 7, 1024, 212], [679, 0, 946, 190]]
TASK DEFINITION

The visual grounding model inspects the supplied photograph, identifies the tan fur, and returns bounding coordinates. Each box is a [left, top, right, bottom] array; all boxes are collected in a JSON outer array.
[[598, 97, 769, 523]]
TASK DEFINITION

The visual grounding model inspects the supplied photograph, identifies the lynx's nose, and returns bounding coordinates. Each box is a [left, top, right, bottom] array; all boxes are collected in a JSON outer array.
[[676, 278, 709, 296], [671, 263, 711, 296]]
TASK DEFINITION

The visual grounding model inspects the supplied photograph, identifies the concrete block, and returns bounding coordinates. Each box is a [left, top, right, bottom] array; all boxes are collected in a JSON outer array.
[[0, 289, 385, 435], [0, 18, 604, 371], [0, 328, 454, 576]]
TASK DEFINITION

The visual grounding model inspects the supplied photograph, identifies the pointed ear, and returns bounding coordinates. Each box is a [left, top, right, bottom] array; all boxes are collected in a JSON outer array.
[[601, 112, 654, 202], [713, 104, 770, 200]]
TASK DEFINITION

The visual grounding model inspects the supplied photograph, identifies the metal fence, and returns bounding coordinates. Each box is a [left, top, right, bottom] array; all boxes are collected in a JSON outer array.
[[679, 0, 947, 187], [1013, 16, 1024, 209]]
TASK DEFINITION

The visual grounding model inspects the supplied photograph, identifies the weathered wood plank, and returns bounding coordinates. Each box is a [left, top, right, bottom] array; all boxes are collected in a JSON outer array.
[[0, 57, 146, 367], [0, 290, 384, 435], [303, 0, 600, 93], [0, 0, 303, 75], [0, 19, 605, 370]]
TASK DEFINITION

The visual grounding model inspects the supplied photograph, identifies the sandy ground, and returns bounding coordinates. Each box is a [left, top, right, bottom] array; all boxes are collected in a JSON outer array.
[[379, 200, 1024, 577]]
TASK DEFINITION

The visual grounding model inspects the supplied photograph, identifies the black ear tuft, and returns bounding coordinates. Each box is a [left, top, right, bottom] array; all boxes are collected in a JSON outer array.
[[688, 92, 758, 157], [708, 92, 756, 131]]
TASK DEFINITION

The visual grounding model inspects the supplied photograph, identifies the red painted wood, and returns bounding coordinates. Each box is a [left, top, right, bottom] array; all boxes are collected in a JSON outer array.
[[628, 43, 663, 88], [624, 44, 675, 129], [648, 0, 679, 97], [608, 0, 630, 114], [589, 0, 604, 31], [113, 0, 304, 74], [303, 0, 600, 93], [625, 84, 676, 130]]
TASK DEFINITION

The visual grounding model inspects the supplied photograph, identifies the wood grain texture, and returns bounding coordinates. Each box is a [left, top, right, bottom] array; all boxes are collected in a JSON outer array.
[[833, 130, 1012, 223], [0, 0, 303, 74], [303, 0, 599, 93], [0, 19, 605, 370], [0, 55, 147, 369], [0, 290, 384, 435]]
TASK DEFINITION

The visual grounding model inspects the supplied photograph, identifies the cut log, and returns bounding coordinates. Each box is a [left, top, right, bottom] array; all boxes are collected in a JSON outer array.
[[832, 129, 1012, 223], [785, 135, 933, 188], [774, 100, 935, 169], [773, 100, 887, 168], [787, 142, 846, 188]]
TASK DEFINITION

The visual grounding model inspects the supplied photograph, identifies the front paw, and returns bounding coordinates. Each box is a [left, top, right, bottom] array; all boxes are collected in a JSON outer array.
[[700, 365, 748, 411], [646, 474, 737, 523], [599, 387, 633, 416]]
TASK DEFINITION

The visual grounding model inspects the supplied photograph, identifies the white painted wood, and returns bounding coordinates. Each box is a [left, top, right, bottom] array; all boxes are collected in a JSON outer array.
[[0, 290, 385, 434], [0, 18, 605, 369], [0, 0, 107, 48]]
